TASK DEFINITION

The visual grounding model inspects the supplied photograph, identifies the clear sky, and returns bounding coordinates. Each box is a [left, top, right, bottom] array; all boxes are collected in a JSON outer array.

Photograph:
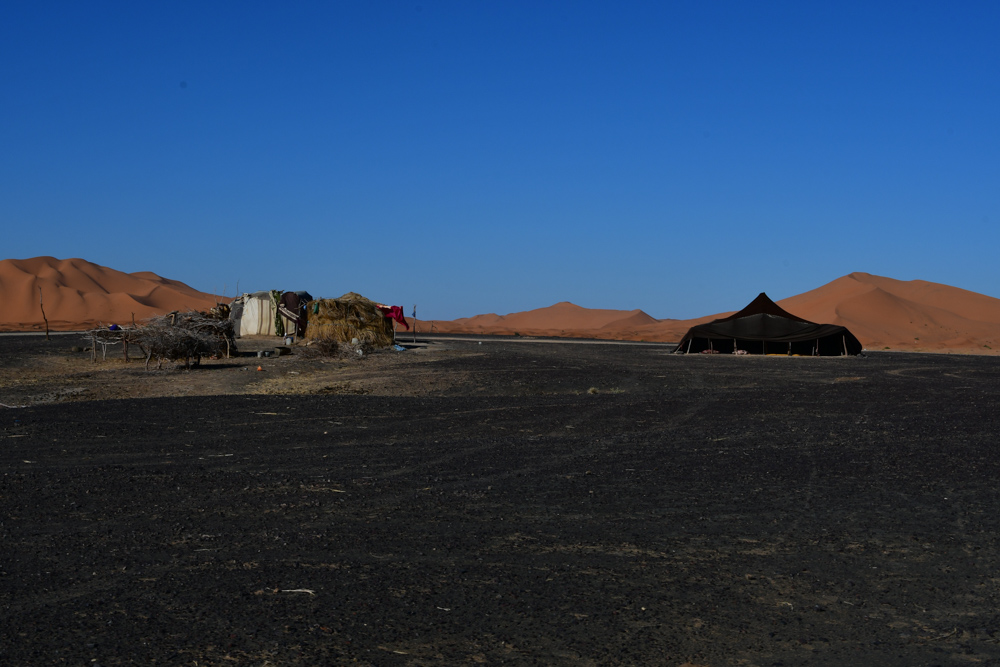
[[3, 2, 998, 319]]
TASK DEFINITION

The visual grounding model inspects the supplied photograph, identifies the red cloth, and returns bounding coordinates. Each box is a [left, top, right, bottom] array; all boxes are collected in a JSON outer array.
[[377, 305, 409, 330]]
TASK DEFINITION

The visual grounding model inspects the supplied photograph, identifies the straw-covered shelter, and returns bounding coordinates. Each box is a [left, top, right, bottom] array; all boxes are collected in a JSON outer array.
[[304, 292, 395, 348]]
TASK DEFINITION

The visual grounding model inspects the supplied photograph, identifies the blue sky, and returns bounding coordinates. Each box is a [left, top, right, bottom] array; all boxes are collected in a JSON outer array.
[[3, 2, 998, 319]]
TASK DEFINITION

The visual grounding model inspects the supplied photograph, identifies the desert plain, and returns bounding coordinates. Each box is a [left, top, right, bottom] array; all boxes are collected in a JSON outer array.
[[3, 331, 1000, 666], [3, 256, 1000, 665]]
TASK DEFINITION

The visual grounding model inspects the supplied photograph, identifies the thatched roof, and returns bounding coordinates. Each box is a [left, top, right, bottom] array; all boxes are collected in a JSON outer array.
[[304, 292, 394, 348]]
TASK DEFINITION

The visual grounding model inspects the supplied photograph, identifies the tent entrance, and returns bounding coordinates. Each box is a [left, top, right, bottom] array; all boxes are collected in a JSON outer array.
[[683, 337, 850, 356]]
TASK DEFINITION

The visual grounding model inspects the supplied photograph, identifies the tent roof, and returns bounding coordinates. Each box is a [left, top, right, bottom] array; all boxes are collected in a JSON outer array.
[[713, 292, 814, 325]]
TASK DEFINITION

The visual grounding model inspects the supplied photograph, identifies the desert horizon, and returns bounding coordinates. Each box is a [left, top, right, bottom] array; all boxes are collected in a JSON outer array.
[[1, 256, 997, 355]]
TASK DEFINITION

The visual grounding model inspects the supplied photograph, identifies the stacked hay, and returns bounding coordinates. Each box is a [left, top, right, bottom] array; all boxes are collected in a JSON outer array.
[[305, 292, 394, 349]]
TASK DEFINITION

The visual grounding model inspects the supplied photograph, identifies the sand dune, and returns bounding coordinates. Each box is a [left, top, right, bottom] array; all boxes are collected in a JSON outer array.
[[0, 257, 220, 331], [441, 302, 658, 339], [778, 273, 1000, 353], [3, 259, 996, 353], [421, 272, 1000, 354]]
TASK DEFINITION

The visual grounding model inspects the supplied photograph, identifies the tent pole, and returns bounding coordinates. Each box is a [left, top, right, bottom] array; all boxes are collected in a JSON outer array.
[[788, 341, 791, 356], [842, 335, 847, 356], [687, 339, 692, 354]]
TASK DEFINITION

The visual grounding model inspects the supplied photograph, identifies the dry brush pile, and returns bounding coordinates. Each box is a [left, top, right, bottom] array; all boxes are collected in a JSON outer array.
[[84, 310, 238, 370]]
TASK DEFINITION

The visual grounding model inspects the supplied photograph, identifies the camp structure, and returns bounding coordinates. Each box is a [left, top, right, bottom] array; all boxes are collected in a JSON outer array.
[[675, 292, 863, 356], [278, 290, 313, 338], [304, 292, 403, 349], [229, 291, 281, 337], [230, 290, 315, 337]]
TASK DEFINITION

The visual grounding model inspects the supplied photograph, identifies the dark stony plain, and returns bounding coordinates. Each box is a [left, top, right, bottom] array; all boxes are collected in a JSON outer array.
[[3, 334, 1000, 666]]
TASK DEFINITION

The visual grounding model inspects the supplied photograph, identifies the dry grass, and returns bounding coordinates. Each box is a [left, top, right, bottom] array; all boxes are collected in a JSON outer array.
[[304, 292, 394, 349]]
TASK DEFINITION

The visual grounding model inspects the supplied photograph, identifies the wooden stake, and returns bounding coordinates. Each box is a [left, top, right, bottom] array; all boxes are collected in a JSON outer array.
[[38, 287, 50, 341]]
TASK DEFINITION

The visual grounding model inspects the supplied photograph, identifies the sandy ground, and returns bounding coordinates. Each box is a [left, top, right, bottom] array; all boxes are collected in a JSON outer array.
[[3, 334, 1000, 665], [0, 335, 482, 406]]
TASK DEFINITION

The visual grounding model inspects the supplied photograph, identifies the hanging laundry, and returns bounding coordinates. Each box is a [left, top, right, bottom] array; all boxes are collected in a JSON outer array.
[[376, 304, 410, 330]]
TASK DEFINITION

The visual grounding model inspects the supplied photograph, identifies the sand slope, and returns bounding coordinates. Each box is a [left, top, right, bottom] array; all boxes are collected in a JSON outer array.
[[421, 273, 1000, 354], [4, 259, 996, 353], [441, 302, 659, 339], [780, 272, 1000, 354], [0, 257, 220, 331]]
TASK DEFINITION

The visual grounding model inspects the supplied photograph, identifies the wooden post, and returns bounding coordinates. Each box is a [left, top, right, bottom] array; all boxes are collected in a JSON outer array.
[[38, 287, 50, 341], [687, 339, 692, 353], [842, 335, 848, 356], [91, 332, 97, 363]]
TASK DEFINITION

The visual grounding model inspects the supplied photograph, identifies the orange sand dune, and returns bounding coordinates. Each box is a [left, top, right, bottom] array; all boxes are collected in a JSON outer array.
[[421, 273, 1000, 354], [5, 259, 996, 354], [780, 272, 1000, 354], [442, 302, 658, 339], [0, 257, 221, 331]]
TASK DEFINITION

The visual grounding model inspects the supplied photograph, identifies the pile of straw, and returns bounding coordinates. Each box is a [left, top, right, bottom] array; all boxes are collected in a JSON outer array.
[[304, 292, 394, 349]]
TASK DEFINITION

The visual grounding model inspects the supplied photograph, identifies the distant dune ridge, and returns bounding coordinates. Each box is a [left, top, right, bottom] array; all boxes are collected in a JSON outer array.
[[419, 272, 1000, 355], [0, 257, 220, 331], [2, 259, 997, 354]]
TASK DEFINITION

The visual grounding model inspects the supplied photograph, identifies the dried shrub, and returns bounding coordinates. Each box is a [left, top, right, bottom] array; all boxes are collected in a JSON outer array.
[[299, 336, 378, 360], [308, 336, 340, 357], [132, 311, 238, 370]]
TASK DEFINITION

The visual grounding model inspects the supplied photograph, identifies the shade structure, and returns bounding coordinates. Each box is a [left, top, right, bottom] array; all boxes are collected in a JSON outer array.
[[675, 293, 863, 356]]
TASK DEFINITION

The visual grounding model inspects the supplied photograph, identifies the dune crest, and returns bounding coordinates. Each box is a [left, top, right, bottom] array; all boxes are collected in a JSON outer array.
[[4, 259, 996, 354], [0, 257, 220, 331], [420, 273, 999, 354]]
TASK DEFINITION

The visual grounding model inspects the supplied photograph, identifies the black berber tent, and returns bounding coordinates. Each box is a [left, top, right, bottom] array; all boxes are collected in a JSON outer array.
[[675, 292, 863, 356]]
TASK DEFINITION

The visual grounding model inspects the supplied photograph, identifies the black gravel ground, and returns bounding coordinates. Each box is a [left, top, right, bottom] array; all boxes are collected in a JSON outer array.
[[3, 338, 1000, 665]]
